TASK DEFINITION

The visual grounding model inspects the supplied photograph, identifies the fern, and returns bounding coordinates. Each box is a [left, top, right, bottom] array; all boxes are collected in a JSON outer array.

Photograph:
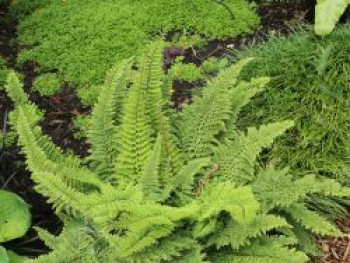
[[6, 42, 349, 262], [315, 0, 350, 35], [213, 121, 294, 185], [87, 59, 133, 179]]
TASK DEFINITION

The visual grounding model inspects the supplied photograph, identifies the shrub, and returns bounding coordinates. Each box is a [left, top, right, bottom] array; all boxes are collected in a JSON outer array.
[[236, 25, 350, 184], [15, 0, 259, 96], [32, 73, 62, 96], [5, 42, 350, 262]]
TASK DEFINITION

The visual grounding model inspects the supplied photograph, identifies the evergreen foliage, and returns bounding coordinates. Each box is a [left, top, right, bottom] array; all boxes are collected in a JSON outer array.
[[4, 42, 350, 262], [237, 25, 350, 183], [14, 0, 259, 96]]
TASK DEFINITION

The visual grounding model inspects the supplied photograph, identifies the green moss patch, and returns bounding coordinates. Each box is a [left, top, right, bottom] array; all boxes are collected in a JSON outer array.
[[15, 0, 259, 91]]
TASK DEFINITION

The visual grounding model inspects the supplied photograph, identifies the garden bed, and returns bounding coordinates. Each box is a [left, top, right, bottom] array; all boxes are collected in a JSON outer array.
[[0, 0, 349, 262]]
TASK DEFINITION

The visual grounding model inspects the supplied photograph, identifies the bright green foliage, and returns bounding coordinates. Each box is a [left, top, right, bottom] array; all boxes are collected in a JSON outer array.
[[315, 0, 350, 35], [237, 25, 350, 183], [33, 73, 62, 96], [168, 57, 230, 83], [168, 61, 203, 82], [0, 190, 31, 243], [14, 0, 259, 93], [5, 43, 350, 262], [0, 249, 26, 263], [0, 57, 9, 89]]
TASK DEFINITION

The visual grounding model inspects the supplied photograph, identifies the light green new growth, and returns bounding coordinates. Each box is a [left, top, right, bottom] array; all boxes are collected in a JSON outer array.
[[5, 42, 350, 262]]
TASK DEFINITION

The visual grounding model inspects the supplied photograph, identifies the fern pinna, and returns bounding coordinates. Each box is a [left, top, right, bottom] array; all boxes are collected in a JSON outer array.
[[4, 42, 350, 263]]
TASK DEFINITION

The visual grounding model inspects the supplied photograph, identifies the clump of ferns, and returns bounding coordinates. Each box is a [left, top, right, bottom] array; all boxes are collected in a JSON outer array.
[[4, 42, 350, 262]]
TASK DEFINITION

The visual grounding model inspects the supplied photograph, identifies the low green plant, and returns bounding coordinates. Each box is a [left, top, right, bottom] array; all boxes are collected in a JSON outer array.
[[168, 57, 230, 82], [0, 190, 31, 263], [315, 0, 350, 35], [0, 57, 9, 89], [32, 73, 62, 96], [236, 25, 350, 185], [5, 42, 349, 262], [14, 0, 259, 99], [168, 60, 203, 82]]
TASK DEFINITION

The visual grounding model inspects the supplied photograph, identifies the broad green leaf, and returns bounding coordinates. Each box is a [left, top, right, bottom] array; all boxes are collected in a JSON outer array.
[[0, 191, 31, 242]]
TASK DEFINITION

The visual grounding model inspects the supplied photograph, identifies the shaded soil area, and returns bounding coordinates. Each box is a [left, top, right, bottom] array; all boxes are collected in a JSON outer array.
[[316, 218, 350, 263], [0, 0, 349, 261]]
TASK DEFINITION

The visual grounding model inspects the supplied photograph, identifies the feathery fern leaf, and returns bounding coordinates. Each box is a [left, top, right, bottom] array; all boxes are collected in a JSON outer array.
[[284, 203, 342, 237], [175, 58, 256, 159], [140, 136, 163, 201], [87, 59, 133, 179], [213, 121, 294, 185], [208, 214, 290, 249], [213, 237, 309, 263]]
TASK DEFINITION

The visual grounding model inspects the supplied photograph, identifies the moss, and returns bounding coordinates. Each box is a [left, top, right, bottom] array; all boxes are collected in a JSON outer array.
[[33, 73, 62, 96], [15, 0, 259, 95], [236, 25, 350, 182]]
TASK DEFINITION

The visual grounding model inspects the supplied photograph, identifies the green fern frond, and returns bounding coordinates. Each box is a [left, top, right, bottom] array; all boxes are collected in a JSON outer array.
[[195, 183, 259, 225], [224, 77, 269, 140], [173, 158, 210, 204], [115, 77, 153, 180], [175, 58, 256, 159], [284, 203, 342, 237], [135, 41, 165, 132], [125, 233, 201, 263], [30, 221, 97, 263], [157, 105, 184, 184], [213, 121, 294, 185], [87, 59, 133, 179], [5, 72, 30, 105], [211, 237, 308, 263], [208, 214, 290, 249], [115, 42, 164, 180], [252, 167, 350, 212], [176, 75, 232, 159], [140, 136, 163, 201]]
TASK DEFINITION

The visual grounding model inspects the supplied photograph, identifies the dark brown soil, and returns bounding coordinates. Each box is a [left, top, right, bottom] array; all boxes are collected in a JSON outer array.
[[0, 0, 349, 261]]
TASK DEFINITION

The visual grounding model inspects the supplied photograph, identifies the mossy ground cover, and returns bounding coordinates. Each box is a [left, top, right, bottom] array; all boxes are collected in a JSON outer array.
[[13, 0, 259, 98], [236, 25, 350, 183]]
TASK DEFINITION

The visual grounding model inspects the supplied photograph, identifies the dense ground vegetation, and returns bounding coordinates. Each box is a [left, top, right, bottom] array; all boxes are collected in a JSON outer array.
[[13, 0, 258, 97], [0, 0, 349, 262], [5, 43, 350, 262], [237, 25, 350, 184]]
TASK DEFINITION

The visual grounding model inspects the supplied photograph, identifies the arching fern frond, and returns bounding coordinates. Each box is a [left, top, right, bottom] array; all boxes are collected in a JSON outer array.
[[213, 121, 294, 185], [87, 59, 133, 179], [30, 221, 97, 263], [207, 214, 290, 250], [284, 203, 342, 237]]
